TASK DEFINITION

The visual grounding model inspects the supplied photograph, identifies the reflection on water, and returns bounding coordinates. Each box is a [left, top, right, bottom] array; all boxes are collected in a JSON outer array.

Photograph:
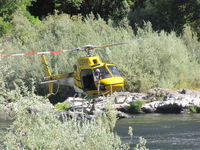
[[115, 114, 200, 150]]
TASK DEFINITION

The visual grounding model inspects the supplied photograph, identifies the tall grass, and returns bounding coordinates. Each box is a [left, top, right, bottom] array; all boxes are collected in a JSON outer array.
[[0, 12, 200, 94]]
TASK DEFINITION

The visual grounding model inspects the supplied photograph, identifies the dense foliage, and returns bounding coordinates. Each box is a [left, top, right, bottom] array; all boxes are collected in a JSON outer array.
[[129, 0, 200, 36], [3, 103, 130, 150], [0, 0, 39, 36], [0, 13, 200, 96], [0, 0, 199, 97], [0, 0, 199, 37]]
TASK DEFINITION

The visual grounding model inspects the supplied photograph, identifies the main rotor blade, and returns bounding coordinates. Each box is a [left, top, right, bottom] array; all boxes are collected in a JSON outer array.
[[0, 48, 81, 58], [0, 41, 129, 58], [93, 41, 129, 49]]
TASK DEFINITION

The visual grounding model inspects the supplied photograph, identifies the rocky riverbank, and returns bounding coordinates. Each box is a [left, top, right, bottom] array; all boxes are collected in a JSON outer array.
[[1, 88, 200, 120], [141, 88, 200, 113], [54, 88, 200, 119]]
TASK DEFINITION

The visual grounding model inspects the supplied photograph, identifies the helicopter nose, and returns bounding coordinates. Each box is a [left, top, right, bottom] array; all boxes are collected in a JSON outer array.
[[109, 83, 124, 92], [100, 77, 124, 92]]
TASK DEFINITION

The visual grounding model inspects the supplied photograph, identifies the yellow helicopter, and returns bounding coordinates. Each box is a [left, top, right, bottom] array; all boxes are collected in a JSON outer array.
[[1, 42, 127, 96]]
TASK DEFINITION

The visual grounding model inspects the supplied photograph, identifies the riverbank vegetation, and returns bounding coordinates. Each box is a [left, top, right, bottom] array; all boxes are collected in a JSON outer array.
[[0, 1, 199, 95], [3, 102, 129, 150], [130, 99, 145, 113], [1, 13, 200, 95]]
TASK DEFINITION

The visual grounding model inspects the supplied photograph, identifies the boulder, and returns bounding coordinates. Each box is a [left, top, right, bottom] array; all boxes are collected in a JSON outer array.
[[142, 101, 160, 113]]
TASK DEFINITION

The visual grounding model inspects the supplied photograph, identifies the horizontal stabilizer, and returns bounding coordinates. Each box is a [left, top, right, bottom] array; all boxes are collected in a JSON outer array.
[[40, 80, 58, 84]]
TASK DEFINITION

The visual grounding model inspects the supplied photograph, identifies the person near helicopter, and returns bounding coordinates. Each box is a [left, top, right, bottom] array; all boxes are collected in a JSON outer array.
[[94, 68, 102, 80]]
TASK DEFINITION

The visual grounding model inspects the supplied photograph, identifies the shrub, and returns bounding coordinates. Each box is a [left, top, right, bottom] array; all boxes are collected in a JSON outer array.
[[55, 102, 70, 110], [189, 106, 197, 113], [130, 99, 145, 113], [135, 137, 148, 150], [0, 17, 11, 36], [104, 96, 118, 130], [3, 102, 129, 150]]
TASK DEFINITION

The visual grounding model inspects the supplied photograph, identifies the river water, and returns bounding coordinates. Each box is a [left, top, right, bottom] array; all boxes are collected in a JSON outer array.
[[1, 114, 200, 150], [115, 114, 200, 150]]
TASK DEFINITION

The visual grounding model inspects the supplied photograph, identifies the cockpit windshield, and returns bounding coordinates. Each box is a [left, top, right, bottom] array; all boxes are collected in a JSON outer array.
[[93, 65, 121, 80], [93, 66, 111, 80], [108, 65, 121, 76]]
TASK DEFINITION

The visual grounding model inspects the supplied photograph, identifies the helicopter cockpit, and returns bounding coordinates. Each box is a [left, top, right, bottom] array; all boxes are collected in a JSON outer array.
[[107, 65, 121, 77], [80, 64, 122, 92], [93, 66, 111, 80], [93, 65, 121, 81]]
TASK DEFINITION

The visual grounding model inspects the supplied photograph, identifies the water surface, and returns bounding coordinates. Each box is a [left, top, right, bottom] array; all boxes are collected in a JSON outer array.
[[116, 114, 200, 150]]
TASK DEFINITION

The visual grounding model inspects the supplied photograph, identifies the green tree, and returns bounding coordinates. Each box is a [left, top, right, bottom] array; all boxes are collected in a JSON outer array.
[[129, 0, 200, 38], [0, 0, 38, 36], [0, 17, 11, 36], [178, 0, 200, 38], [28, 0, 54, 19], [55, 0, 135, 23], [129, 0, 185, 33], [0, 0, 35, 21]]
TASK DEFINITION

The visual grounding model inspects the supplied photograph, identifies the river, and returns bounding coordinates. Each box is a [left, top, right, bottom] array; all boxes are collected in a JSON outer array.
[[115, 114, 200, 150], [1, 114, 200, 150]]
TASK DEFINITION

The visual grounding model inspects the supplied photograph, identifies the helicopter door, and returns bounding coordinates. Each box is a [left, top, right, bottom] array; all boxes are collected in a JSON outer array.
[[80, 69, 97, 91]]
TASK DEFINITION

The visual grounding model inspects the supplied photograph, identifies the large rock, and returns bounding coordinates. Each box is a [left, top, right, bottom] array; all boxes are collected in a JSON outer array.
[[142, 101, 160, 113], [142, 92, 200, 113], [114, 92, 147, 104]]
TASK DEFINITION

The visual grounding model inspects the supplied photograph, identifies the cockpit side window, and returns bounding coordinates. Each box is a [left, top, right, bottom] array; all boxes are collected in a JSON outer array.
[[80, 69, 97, 91], [108, 65, 121, 76]]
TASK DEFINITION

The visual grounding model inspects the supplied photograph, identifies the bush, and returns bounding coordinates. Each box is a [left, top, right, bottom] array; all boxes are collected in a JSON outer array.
[[135, 137, 148, 150], [189, 106, 197, 113], [55, 102, 70, 110], [130, 99, 145, 113], [0, 17, 11, 36], [3, 102, 129, 150]]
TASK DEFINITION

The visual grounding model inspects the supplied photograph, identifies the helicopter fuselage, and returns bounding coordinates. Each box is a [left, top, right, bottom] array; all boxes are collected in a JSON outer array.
[[73, 56, 124, 95]]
